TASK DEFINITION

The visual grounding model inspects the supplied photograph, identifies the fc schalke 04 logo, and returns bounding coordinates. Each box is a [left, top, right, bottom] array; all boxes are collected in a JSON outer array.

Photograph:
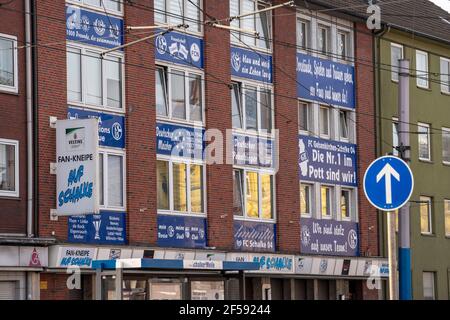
[[348, 229, 358, 250], [156, 35, 167, 55], [112, 122, 123, 141], [94, 18, 106, 36], [190, 43, 201, 63], [168, 226, 175, 238], [231, 51, 241, 72], [301, 225, 311, 246]]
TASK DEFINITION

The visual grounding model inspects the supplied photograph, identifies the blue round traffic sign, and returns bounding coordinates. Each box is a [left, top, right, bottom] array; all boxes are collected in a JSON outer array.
[[363, 156, 414, 211]]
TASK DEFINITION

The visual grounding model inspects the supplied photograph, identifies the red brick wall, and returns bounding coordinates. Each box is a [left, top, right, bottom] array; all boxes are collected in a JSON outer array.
[[40, 273, 85, 300], [203, 0, 234, 250], [272, 0, 300, 253], [354, 22, 379, 256], [0, 0, 28, 234]]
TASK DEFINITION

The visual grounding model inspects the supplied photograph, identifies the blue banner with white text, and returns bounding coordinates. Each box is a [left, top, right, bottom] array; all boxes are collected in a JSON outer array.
[[157, 215, 207, 248], [231, 46, 273, 83], [156, 122, 205, 160], [233, 133, 275, 168], [234, 220, 276, 252], [66, 5, 124, 49], [296, 52, 355, 108], [299, 135, 357, 187], [67, 107, 125, 149]]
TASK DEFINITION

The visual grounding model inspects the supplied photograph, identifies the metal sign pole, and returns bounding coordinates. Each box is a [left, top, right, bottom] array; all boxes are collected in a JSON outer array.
[[387, 211, 398, 300]]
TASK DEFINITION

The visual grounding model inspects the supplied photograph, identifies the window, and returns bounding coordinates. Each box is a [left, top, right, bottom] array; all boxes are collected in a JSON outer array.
[[298, 101, 310, 133], [321, 185, 333, 218], [440, 57, 450, 94], [67, 45, 124, 111], [234, 168, 274, 220], [422, 272, 436, 300], [418, 123, 431, 161], [445, 200, 450, 237], [73, 0, 123, 14], [156, 66, 204, 123], [337, 31, 349, 60], [0, 34, 18, 93], [232, 81, 273, 133], [340, 189, 351, 220], [157, 159, 205, 214], [391, 43, 403, 82], [442, 128, 450, 164], [319, 106, 330, 137], [392, 119, 399, 156], [420, 196, 432, 235], [297, 18, 309, 50], [99, 151, 125, 209], [416, 50, 429, 88], [339, 110, 349, 140], [230, 0, 272, 50], [317, 25, 330, 56], [154, 0, 201, 32], [300, 183, 312, 216], [0, 139, 19, 197]]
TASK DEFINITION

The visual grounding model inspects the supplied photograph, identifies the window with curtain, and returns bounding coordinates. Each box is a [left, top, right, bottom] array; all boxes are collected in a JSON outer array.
[[442, 128, 450, 163], [233, 169, 244, 216], [321, 185, 332, 218], [391, 43, 403, 82], [232, 82, 243, 129], [154, 0, 202, 32], [98, 151, 125, 209], [300, 183, 311, 216], [0, 141, 17, 195], [420, 196, 432, 234], [157, 160, 170, 210], [297, 18, 309, 50], [416, 50, 429, 88], [418, 123, 431, 161], [440, 57, 450, 93]]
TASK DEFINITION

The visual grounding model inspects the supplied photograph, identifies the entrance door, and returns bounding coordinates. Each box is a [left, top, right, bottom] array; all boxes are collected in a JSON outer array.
[[149, 280, 182, 300]]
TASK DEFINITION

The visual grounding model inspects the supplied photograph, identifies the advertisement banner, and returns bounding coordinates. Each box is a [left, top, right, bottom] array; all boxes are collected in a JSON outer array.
[[234, 220, 276, 252], [68, 107, 125, 149], [300, 218, 359, 257], [299, 135, 357, 187], [233, 133, 275, 168], [296, 52, 355, 108], [157, 215, 207, 248], [156, 122, 205, 160], [231, 46, 273, 83], [56, 118, 99, 215], [155, 30, 204, 68], [55, 247, 97, 268], [66, 5, 123, 49], [68, 211, 126, 245], [249, 254, 294, 274]]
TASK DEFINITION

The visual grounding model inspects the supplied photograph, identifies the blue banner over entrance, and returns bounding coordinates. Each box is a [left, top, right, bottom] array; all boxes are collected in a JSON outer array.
[[66, 5, 124, 49], [234, 220, 276, 252], [299, 135, 357, 187], [157, 215, 207, 248], [231, 46, 273, 83], [296, 53, 355, 108]]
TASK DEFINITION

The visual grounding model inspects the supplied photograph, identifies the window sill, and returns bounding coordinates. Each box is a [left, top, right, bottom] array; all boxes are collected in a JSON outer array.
[[233, 216, 276, 224], [157, 211, 207, 218], [416, 85, 431, 91], [232, 128, 275, 139], [68, 101, 125, 115], [418, 158, 433, 164], [157, 117, 205, 128], [441, 90, 450, 96], [0, 195, 20, 200], [442, 161, 450, 167], [154, 22, 203, 38], [230, 41, 272, 55], [420, 232, 435, 237], [66, 0, 124, 17], [0, 87, 18, 95]]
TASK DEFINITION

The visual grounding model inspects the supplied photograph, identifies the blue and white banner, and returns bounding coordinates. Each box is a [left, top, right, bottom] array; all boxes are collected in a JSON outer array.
[[157, 215, 207, 248], [299, 135, 357, 187], [251, 254, 294, 273], [233, 133, 275, 168], [68, 211, 126, 245], [66, 5, 124, 49], [300, 218, 359, 257], [156, 122, 205, 160], [68, 107, 125, 149], [231, 46, 273, 83], [155, 30, 204, 69], [296, 53, 355, 109], [234, 220, 276, 252]]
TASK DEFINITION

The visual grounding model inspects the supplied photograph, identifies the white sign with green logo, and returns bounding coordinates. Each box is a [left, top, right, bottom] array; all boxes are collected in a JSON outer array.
[[56, 118, 99, 215]]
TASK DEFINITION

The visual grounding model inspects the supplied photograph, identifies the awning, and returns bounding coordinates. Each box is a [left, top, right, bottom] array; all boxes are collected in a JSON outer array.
[[92, 258, 260, 271]]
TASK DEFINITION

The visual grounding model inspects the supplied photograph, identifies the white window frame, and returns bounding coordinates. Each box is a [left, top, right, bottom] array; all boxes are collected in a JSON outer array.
[[296, 17, 310, 51], [98, 148, 126, 211], [0, 138, 19, 198], [336, 29, 350, 61], [420, 196, 433, 235], [300, 183, 313, 217], [340, 188, 352, 221], [416, 50, 429, 89], [418, 122, 431, 162], [338, 109, 350, 142], [442, 127, 450, 165], [154, 0, 203, 35], [66, 43, 125, 113], [233, 166, 276, 222], [298, 100, 311, 135], [445, 199, 450, 237], [392, 117, 399, 156], [320, 184, 334, 219], [67, 0, 123, 16], [317, 23, 331, 57], [440, 57, 450, 94], [391, 43, 404, 82], [231, 78, 274, 136], [157, 156, 207, 217], [0, 33, 18, 94], [422, 271, 436, 300], [156, 63, 205, 126], [319, 105, 331, 139]]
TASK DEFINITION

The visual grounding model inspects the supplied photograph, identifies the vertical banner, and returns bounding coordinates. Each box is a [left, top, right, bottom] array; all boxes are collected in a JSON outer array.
[[56, 118, 99, 215]]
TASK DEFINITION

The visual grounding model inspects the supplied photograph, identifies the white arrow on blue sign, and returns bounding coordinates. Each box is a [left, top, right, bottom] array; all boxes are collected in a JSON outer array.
[[363, 156, 414, 211]]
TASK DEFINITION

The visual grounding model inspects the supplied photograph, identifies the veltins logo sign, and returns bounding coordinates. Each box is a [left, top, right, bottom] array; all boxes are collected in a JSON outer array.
[[56, 118, 99, 216]]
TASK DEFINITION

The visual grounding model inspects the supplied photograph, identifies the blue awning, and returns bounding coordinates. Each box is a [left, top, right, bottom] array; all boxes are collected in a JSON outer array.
[[92, 258, 260, 271]]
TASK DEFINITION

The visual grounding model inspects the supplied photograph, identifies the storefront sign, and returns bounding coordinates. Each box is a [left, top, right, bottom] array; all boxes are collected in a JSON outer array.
[[156, 122, 205, 160], [295, 256, 313, 274], [233, 133, 275, 168], [249, 254, 294, 274], [56, 118, 99, 215], [68, 107, 125, 149], [155, 30, 204, 68], [300, 218, 359, 257], [299, 135, 357, 187], [68, 211, 126, 245], [296, 52, 355, 108], [157, 215, 207, 248], [311, 257, 336, 275], [183, 260, 223, 270], [66, 5, 123, 49], [234, 220, 275, 252], [55, 247, 97, 268], [231, 46, 272, 83], [0, 247, 49, 267]]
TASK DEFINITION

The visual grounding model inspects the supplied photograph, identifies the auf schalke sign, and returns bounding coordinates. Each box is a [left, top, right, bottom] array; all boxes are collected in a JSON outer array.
[[56, 118, 99, 216]]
